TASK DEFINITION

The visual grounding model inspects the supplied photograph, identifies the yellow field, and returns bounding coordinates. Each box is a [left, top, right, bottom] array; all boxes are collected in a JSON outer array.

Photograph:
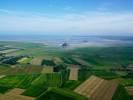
[[69, 65, 79, 80], [30, 57, 44, 66], [41, 66, 54, 73]]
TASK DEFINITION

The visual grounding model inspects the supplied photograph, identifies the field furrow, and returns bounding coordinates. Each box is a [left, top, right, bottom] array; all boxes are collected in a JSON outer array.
[[74, 75, 118, 100]]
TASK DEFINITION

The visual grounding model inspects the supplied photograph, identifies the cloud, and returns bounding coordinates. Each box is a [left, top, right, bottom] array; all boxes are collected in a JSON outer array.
[[0, 9, 133, 35]]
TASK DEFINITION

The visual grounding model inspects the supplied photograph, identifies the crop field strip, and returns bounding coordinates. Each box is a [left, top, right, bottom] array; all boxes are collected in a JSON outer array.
[[30, 57, 44, 66], [83, 77, 104, 97], [0, 66, 42, 75], [69, 66, 79, 80], [0, 74, 40, 89], [0, 68, 11, 75], [74, 76, 97, 94], [90, 80, 109, 100], [73, 57, 91, 66], [17, 57, 28, 63], [79, 76, 101, 96], [17, 57, 33, 64], [0, 49, 20, 54], [41, 67, 54, 73], [74, 76, 118, 100], [0, 42, 133, 100], [53, 57, 63, 64], [91, 80, 118, 100], [0, 88, 35, 100], [0, 75, 6, 79], [125, 86, 133, 95], [102, 81, 118, 100]]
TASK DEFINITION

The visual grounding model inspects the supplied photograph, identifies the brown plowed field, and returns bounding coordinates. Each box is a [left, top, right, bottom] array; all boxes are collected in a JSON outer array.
[[0, 66, 43, 75], [0, 88, 35, 100], [74, 76, 118, 100]]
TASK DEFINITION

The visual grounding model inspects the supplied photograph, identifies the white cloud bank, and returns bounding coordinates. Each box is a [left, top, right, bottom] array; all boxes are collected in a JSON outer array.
[[0, 9, 133, 35]]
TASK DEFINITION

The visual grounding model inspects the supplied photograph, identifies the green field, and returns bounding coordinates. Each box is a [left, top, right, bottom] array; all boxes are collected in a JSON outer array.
[[0, 41, 133, 100], [112, 85, 130, 100], [23, 73, 63, 97], [37, 88, 88, 100], [0, 74, 39, 89]]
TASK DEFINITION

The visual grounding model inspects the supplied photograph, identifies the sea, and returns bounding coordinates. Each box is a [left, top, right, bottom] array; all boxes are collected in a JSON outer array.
[[0, 34, 133, 47]]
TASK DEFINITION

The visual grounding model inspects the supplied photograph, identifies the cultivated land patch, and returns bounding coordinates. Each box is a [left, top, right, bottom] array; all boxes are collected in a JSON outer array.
[[30, 57, 44, 66], [18, 57, 28, 63], [125, 86, 133, 95], [53, 57, 63, 64], [69, 65, 79, 81], [41, 67, 54, 73], [0, 88, 35, 100], [17, 57, 33, 64], [0, 75, 6, 79], [74, 75, 118, 100], [41, 56, 62, 66], [0, 49, 19, 54], [73, 57, 91, 66], [0, 66, 42, 75]]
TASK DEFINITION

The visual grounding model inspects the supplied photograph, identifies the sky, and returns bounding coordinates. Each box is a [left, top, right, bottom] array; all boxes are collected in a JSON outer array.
[[0, 0, 133, 36]]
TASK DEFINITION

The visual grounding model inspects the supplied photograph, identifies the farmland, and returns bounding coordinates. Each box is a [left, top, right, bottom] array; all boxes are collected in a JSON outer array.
[[74, 76, 118, 100], [125, 86, 133, 96], [0, 88, 35, 100], [0, 41, 133, 100], [41, 67, 54, 73], [69, 66, 79, 81]]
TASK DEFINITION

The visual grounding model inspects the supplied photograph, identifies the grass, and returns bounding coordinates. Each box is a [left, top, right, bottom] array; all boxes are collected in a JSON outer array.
[[23, 85, 48, 97], [91, 70, 120, 79], [0, 74, 39, 88], [112, 85, 130, 100], [0, 41, 133, 99], [16, 74, 40, 88], [37, 88, 88, 100], [1, 41, 63, 57], [17, 57, 33, 64], [42, 59, 56, 66], [32, 73, 62, 87], [68, 47, 133, 68], [117, 78, 133, 86], [78, 69, 120, 81], [0, 75, 25, 87], [0, 65, 10, 75], [0, 85, 12, 94], [23, 73, 63, 97], [62, 81, 81, 90]]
